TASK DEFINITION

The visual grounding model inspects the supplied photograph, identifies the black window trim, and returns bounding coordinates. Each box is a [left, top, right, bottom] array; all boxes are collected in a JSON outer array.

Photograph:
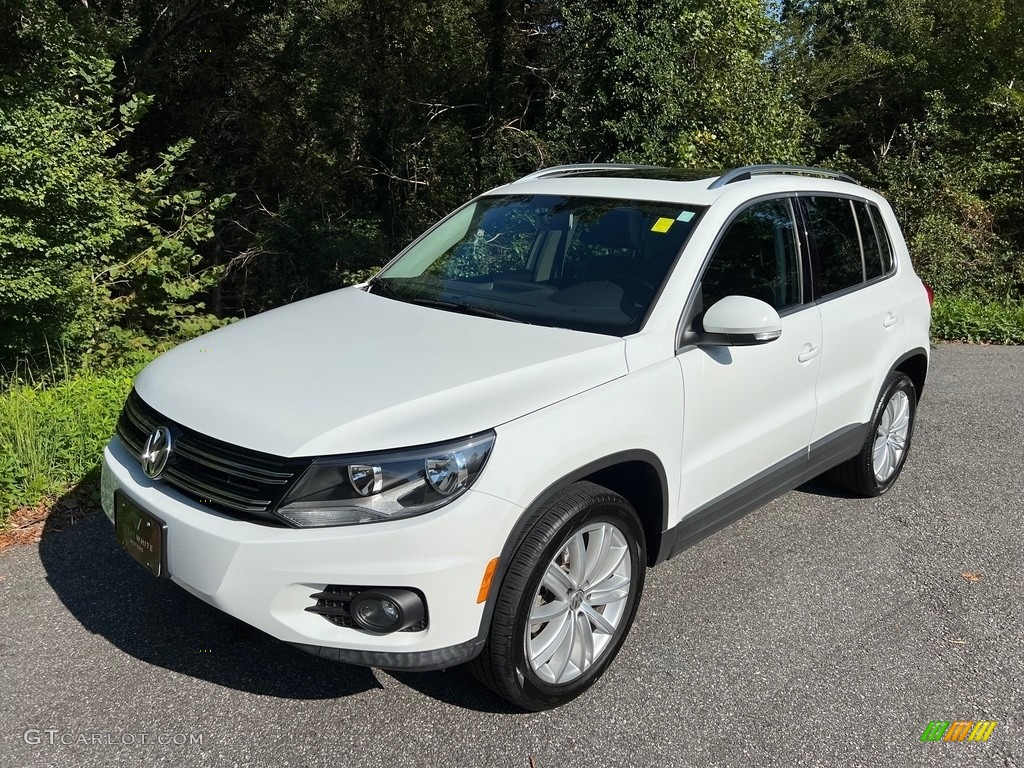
[[849, 199, 868, 283]]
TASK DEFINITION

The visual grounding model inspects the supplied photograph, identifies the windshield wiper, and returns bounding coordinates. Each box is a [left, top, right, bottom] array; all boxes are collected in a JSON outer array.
[[369, 280, 527, 324], [411, 298, 527, 324], [366, 277, 405, 301]]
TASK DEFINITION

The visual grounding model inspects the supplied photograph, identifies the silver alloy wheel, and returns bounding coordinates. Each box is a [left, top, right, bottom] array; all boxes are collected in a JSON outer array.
[[525, 522, 632, 685], [872, 389, 911, 482]]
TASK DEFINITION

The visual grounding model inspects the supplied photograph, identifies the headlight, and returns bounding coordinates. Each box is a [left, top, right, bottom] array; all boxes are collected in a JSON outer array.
[[274, 432, 495, 527]]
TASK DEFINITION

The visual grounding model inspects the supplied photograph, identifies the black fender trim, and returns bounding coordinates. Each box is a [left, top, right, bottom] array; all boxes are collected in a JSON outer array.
[[890, 347, 929, 400], [802, 422, 870, 482], [475, 450, 669, 641]]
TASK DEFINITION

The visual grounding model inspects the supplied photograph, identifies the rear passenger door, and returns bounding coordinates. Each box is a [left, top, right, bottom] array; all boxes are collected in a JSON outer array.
[[799, 195, 907, 463]]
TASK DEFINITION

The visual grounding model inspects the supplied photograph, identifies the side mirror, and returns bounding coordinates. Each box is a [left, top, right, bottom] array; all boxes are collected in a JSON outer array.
[[700, 295, 782, 346]]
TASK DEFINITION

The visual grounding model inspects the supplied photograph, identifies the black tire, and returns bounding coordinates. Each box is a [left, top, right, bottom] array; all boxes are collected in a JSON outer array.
[[471, 481, 646, 711], [828, 371, 917, 496]]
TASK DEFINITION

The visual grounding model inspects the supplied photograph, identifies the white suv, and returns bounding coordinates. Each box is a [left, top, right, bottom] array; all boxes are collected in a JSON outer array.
[[101, 164, 932, 710]]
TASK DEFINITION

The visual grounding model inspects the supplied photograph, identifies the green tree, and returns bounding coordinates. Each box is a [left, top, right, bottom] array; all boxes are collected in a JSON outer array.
[[783, 0, 1024, 301], [113, 0, 558, 312], [0, 1, 228, 368], [548, 0, 810, 166]]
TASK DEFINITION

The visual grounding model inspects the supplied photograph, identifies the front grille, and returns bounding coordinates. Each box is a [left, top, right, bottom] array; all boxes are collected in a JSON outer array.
[[306, 586, 429, 632], [116, 389, 306, 524]]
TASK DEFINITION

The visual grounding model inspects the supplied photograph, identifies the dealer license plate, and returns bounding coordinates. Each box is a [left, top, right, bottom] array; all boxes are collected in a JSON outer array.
[[114, 492, 166, 577]]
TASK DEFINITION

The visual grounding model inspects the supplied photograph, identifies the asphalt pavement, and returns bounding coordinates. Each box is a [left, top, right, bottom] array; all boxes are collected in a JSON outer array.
[[1, 342, 1022, 768]]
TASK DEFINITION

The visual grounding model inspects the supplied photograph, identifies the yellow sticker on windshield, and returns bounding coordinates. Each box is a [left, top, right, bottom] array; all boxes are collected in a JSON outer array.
[[651, 217, 675, 233]]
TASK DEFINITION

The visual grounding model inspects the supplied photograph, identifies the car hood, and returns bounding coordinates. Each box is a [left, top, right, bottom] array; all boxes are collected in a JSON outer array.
[[134, 287, 627, 457]]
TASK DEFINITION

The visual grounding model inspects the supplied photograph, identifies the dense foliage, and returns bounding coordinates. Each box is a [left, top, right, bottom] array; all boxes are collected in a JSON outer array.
[[0, 1, 233, 367], [1, 0, 1022, 371], [782, 0, 1024, 304]]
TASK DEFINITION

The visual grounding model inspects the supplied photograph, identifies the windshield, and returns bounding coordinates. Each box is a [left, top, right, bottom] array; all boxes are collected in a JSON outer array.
[[372, 194, 704, 335]]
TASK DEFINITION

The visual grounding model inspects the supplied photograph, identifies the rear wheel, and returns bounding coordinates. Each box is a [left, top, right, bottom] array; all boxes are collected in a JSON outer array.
[[472, 481, 646, 710], [829, 371, 917, 496]]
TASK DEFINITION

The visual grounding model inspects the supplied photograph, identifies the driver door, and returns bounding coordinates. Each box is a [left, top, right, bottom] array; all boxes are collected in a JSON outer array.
[[675, 197, 822, 540]]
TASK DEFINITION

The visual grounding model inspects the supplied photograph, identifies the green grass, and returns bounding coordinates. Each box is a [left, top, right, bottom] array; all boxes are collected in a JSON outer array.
[[931, 295, 1024, 344], [0, 365, 141, 528]]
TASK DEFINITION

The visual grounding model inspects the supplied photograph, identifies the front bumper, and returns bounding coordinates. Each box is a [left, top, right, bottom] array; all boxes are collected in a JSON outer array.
[[100, 437, 521, 668]]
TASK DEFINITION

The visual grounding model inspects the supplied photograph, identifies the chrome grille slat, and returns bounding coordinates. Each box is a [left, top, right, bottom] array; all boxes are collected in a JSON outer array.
[[123, 395, 158, 434], [119, 427, 144, 456], [186, 432, 290, 473], [162, 466, 272, 513], [172, 441, 292, 484], [115, 390, 305, 524]]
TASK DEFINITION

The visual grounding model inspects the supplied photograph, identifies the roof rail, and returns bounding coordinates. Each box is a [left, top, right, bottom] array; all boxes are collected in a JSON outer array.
[[516, 163, 665, 182], [708, 164, 857, 189]]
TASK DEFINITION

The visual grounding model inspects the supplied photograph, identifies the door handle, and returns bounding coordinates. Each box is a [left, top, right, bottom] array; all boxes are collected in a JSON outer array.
[[883, 312, 899, 328], [797, 343, 820, 363]]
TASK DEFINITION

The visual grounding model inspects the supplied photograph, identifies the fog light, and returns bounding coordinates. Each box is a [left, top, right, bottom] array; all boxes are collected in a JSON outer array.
[[350, 588, 425, 633]]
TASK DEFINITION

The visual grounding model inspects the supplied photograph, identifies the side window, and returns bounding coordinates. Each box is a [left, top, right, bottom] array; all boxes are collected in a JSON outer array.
[[869, 205, 895, 274], [701, 198, 801, 312], [803, 196, 863, 295], [854, 201, 883, 280]]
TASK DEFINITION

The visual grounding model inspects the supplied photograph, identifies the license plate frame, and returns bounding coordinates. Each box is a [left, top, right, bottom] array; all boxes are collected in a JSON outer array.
[[114, 491, 167, 577]]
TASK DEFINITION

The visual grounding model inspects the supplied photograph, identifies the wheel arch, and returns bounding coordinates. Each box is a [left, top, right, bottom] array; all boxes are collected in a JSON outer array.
[[891, 347, 929, 401], [475, 451, 669, 641]]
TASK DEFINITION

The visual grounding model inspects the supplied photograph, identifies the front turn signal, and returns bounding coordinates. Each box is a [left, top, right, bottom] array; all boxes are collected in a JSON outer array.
[[477, 557, 500, 604]]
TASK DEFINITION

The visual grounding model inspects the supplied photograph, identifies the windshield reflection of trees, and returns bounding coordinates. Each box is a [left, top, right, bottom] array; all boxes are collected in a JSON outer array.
[[389, 195, 701, 334]]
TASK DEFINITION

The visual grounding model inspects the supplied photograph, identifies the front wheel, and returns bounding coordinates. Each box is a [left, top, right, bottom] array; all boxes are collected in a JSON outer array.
[[829, 371, 918, 496], [471, 481, 646, 710]]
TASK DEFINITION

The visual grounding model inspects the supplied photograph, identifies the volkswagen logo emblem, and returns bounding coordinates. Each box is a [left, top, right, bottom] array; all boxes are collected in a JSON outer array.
[[141, 426, 173, 479]]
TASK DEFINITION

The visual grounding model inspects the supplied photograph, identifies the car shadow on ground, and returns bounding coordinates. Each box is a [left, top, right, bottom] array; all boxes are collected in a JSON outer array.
[[36, 494, 517, 712], [384, 667, 520, 713], [37, 502, 376, 698], [794, 476, 862, 499]]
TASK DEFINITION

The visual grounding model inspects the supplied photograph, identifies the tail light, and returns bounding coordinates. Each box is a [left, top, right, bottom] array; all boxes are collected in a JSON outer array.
[[922, 281, 934, 305]]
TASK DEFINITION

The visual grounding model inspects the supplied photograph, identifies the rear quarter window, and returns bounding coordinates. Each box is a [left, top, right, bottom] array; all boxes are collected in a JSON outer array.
[[803, 196, 863, 296], [868, 204, 896, 274], [855, 201, 883, 280]]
